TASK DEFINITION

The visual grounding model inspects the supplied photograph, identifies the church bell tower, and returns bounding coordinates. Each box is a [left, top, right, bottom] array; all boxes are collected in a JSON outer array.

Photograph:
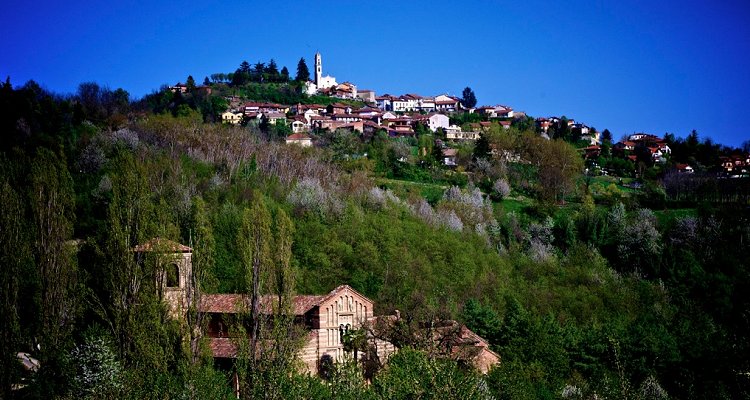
[[134, 238, 194, 321], [315, 52, 322, 86]]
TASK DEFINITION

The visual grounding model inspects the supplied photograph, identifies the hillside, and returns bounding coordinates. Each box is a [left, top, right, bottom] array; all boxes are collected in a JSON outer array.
[[1, 78, 749, 399]]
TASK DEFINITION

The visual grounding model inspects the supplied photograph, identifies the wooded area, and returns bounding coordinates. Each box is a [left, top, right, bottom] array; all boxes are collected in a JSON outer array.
[[1, 78, 749, 399]]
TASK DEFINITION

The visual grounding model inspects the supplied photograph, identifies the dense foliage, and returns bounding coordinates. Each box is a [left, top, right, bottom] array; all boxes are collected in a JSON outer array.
[[1, 77, 749, 399]]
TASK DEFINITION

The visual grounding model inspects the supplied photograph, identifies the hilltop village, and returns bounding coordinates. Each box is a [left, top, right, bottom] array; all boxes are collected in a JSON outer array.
[[169, 52, 749, 179]]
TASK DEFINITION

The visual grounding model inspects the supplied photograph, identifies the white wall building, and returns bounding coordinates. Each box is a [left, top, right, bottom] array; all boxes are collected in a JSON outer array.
[[427, 114, 450, 132]]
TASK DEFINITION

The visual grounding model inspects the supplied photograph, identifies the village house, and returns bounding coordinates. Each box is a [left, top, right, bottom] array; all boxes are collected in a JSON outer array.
[[442, 148, 458, 166], [262, 112, 286, 125], [355, 89, 376, 103], [332, 82, 358, 99], [169, 82, 188, 93], [583, 145, 601, 159], [375, 95, 395, 111], [326, 103, 352, 115], [221, 111, 244, 125], [290, 116, 310, 133], [536, 118, 551, 133], [613, 141, 636, 152], [286, 132, 313, 147], [243, 102, 289, 115], [355, 106, 382, 124], [200, 285, 397, 374], [392, 96, 418, 113], [434, 94, 461, 112], [447, 131, 481, 141], [381, 111, 398, 121], [418, 97, 436, 112], [719, 153, 750, 173], [476, 105, 514, 119], [313, 119, 364, 133], [426, 113, 450, 132], [292, 103, 326, 116], [331, 113, 362, 123]]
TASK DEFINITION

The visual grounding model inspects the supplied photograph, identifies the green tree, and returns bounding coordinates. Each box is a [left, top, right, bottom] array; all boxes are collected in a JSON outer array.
[[296, 57, 310, 82], [239, 60, 251, 73], [186, 75, 196, 92], [266, 59, 280, 82], [461, 86, 477, 109], [373, 347, 491, 399], [102, 153, 153, 360], [272, 207, 294, 311], [532, 138, 584, 203], [280, 66, 290, 82], [27, 149, 80, 394], [463, 299, 500, 344], [237, 193, 272, 371], [0, 179, 28, 397], [253, 62, 266, 82], [233, 61, 251, 86], [187, 197, 216, 363], [474, 132, 491, 160]]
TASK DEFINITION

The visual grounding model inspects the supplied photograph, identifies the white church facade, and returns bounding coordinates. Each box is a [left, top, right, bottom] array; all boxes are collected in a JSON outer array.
[[305, 52, 338, 95]]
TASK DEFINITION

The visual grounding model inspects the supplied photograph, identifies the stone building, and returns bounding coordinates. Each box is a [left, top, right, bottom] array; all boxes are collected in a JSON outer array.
[[140, 238, 499, 377], [200, 285, 395, 374]]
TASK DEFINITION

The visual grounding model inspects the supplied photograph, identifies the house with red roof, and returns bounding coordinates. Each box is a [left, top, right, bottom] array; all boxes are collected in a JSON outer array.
[[434, 94, 462, 112], [286, 133, 313, 147]]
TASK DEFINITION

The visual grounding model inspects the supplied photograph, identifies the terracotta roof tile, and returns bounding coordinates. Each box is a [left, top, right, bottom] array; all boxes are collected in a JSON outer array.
[[286, 133, 312, 140], [133, 238, 192, 253], [209, 338, 238, 358], [200, 294, 325, 315]]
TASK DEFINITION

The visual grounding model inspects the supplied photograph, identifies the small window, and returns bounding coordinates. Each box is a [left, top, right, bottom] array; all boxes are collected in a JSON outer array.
[[166, 264, 179, 288]]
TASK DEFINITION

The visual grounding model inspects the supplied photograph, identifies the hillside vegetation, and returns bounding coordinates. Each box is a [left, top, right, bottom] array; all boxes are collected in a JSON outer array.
[[0, 79, 748, 399]]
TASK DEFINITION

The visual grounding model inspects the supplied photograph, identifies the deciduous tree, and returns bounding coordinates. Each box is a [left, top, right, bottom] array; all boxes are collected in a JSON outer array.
[[237, 193, 272, 368], [29, 148, 79, 392], [0, 179, 28, 397]]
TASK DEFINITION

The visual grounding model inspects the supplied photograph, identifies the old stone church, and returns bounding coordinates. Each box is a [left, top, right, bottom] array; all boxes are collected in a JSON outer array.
[[138, 238, 500, 376]]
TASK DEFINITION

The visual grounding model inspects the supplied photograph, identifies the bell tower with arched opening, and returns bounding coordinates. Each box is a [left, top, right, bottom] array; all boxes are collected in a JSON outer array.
[[134, 238, 194, 320], [315, 52, 322, 87]]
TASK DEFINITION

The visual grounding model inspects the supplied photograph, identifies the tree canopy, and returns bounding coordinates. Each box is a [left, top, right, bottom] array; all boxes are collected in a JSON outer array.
[[296, 58, 310, 82], [460, 86, 477, 109]]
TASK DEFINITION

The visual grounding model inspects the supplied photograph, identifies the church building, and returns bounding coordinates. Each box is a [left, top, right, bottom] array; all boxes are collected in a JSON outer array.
[[136, 238, 500, 378], [305, 52, 338, 95]]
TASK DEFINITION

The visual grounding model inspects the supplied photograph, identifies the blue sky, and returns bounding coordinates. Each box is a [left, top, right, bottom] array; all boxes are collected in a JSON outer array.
[[2, 0, 749, 146]]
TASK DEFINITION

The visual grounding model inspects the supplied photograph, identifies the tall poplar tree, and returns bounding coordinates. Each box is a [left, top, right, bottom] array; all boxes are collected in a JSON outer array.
[[29, 148, 78, 392], [272, 208, 294, 311], [237, 192, 272, 369], [104, 153, 152, 359], [0, 180, 27, 397], [187, 196, 216, 364]]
